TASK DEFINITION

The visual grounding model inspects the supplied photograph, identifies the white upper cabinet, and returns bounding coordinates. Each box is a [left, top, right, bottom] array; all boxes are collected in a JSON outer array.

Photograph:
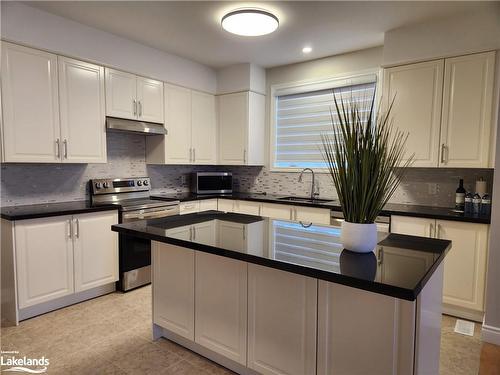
[[440, 52, 495, 168], [192, 91, 217, 164], [58, 57, 107, 163], [137, 76, 164, 123], [218, 91, 265, 166], [105, 68, 137, 120], [105, 67, 164, 124], [163, 84, 192, 164], [146, 85, 217, 165], [383, 51, 496, 168], [1, 42, 61, 163], [383, 60, 444, 167]]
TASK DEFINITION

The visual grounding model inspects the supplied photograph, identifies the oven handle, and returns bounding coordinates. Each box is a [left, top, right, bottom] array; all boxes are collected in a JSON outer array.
[[122, 206, 179, 221]]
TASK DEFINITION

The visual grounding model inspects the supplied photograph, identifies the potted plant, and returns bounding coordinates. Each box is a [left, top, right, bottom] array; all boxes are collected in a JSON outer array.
[[321, 96, 413, 253]]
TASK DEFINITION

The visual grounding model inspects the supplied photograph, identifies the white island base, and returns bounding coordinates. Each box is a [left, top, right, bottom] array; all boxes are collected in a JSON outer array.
[[151, 241, 444, 375]]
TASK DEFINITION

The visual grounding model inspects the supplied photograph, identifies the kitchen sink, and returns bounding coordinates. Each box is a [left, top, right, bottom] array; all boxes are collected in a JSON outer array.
[[278, 196, 334, 204]]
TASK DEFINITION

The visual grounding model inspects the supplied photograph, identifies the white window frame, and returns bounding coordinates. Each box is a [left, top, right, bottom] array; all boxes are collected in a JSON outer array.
[[269, 68, 382, 173]]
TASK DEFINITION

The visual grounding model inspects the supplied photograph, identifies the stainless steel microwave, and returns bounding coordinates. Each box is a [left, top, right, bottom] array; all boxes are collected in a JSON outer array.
[[191, 172, 233, 194]]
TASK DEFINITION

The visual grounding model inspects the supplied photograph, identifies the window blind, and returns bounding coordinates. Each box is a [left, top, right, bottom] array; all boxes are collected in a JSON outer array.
[[273, 221, 342, 272], [274, 82, 376, 169]]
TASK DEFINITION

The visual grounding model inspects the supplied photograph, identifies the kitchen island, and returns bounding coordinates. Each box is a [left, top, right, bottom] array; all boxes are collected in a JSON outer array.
[[112, 211, 451, 375]]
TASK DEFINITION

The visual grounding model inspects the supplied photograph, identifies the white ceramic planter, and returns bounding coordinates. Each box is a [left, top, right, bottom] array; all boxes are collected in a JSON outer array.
[[340, 221, 377, 253]]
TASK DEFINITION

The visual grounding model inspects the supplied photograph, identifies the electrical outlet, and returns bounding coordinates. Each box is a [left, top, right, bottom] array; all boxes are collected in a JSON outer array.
[[181, 175, 187, 184], [428, 183, 438, 195]]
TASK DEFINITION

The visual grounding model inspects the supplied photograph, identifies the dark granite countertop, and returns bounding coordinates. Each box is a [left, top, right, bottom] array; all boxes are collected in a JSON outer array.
[[112, 211, 451, 301], [1, 201, 118, 221], [151, 192, 491, 224]]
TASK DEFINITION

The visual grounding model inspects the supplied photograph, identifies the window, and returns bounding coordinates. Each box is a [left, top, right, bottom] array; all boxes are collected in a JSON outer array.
[[271, 77, 377, 171]]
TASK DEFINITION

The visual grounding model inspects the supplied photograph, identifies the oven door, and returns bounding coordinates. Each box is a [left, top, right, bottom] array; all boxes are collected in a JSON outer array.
[[119, 205, 179, 291]]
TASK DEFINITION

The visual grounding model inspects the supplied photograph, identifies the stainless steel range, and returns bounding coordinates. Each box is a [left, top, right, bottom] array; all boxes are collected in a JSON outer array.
[[90, 177, 179, 291]]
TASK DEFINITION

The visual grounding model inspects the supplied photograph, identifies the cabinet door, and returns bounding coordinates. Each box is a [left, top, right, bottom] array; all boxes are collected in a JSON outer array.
[[217, 199, 235, 212], [58, 57, 107, 163], [1, 42, 60, 163], [247, 92, 266, 165], [294, 206, 331, 225], [195, 252, 247, 364], [218, 92, 248, 165], [73, 211, 118, 292], [440, 52, 495, 168], [248, 264, 317, 375], [390, 215, 435, 237], [192, 221, 216, 246], [383, 60, 444, 167], [15, 216, 74, 308], [105, 68, 137, 120], [191, 91, 216, 164], [199, 199, 218, 212], [137, 77, 164, 124], [164, 84, 192, 164], [234, 200, 261, 215], [437, 220, 489, 314], [217, 221, 246, 251], [261, 203, 293, 220], [152, 241, 195, 340]]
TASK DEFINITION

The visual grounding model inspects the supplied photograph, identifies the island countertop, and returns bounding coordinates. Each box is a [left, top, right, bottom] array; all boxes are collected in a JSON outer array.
[[112, 211, 451, 301]]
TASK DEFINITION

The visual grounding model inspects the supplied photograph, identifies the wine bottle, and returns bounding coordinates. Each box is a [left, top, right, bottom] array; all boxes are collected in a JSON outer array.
[[464, 192, 473, 213], [455, 179, 466, 211], [481, 194, 491, 216]]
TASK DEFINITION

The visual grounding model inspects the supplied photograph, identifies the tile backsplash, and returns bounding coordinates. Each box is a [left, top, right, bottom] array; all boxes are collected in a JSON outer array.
[[0, 133, 494, 208]]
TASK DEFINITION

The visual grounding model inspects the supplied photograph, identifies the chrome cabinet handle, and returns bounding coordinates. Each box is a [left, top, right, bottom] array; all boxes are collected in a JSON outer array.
[[243, 226, 246, 240], [440, 144, 447, 164], [138, 101, 142, 117], [189, 148, 192, 162], [56, 139, 60, 158], [193, 148, 195, 163], [429, 223, 433, 238], [74, 218, 79, 238], [193, 226, 196, 240], [68, 219, 72, 238], [436, 224, 442, 238], [243, 149, 247, 164], [189, 226, 193, 241], [133, 100, 137, 116], [63, 139, 68, 159]]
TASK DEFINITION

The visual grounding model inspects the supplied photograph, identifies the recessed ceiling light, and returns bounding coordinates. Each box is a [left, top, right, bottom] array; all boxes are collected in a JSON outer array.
[[221, 9, 279, 36], [302, 46, 312, 54]]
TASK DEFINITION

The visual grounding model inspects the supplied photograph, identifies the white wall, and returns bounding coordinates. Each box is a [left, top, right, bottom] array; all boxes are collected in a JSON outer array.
[[383, 6, 500, 67], [1, 2, 217, 93], [216, 63, 266, 95]]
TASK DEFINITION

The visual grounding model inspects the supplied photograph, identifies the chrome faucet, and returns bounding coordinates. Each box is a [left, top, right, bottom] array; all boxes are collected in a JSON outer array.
[[298, 168, 318, 200]]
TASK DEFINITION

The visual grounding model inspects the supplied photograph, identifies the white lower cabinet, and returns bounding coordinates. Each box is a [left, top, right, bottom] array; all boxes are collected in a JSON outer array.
[[13, 211, 118, 310], [247, 264, 317, 375], [152, 242, 195, 340], [317, 281, 415, 375], [260, 202, 294, 220], [195, 252, 247, 365], [391, 215, 489, 320], [15, 216, 74, 308], [437, 220, 489, 316], [293, 206, 331, 225], [198, 199, 218, 212], [179, 201, 200, 215], [73, 212, 118, 292]]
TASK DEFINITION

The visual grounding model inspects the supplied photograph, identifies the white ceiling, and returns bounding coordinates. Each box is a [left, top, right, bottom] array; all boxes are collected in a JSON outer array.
[[25, 1, 491, 69]]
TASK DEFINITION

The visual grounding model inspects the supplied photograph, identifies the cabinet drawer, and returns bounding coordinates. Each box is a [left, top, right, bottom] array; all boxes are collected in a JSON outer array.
[[198, 199, 218, 212], [180, 201, 200, 215]]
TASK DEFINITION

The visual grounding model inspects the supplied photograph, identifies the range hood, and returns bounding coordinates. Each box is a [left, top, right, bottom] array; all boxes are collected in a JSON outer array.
[[106, 117, 167, 135]]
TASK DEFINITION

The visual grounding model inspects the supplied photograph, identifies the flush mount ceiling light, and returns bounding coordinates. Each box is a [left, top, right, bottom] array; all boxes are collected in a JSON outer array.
[[302, 46, 312, 54], [221, 9, 279, 36]]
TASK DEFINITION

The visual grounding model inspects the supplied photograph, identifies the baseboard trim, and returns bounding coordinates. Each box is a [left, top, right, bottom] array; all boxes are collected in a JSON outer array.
[[442, 304, 484, 323], [482, 324, 500, 345], [154, 324, 259, 375], [18, 283, 116, 322]]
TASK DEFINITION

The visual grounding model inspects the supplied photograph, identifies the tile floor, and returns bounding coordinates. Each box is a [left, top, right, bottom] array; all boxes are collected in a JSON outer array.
[[0, 286, 486, 374]]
